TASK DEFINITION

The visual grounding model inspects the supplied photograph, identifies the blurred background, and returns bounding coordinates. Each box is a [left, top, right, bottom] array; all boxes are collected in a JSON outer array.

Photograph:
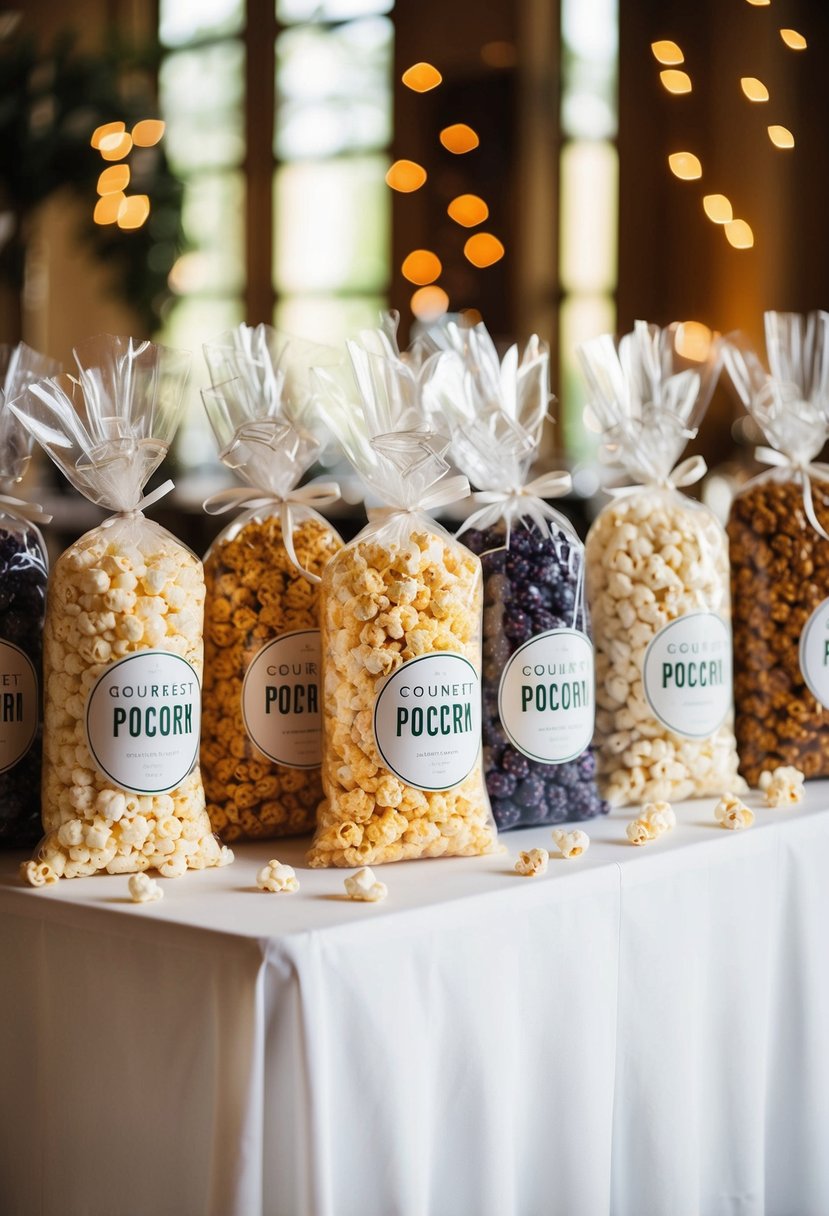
[[2, 0, 828, 551]]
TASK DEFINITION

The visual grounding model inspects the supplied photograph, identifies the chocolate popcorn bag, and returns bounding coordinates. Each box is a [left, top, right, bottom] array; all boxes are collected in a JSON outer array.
[[11, 334, 232, 884], [579, 321, 743, 807], [421, 318, 608, 829], [0, 342, 60, 847], [723, 310, 829, 784], [200, 324, 343, 841], [308, 323, 496, 867]]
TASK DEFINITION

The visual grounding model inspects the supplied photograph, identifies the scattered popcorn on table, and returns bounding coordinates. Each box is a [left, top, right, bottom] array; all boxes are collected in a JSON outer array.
[[344, 867, 388, 902], [758, 765, 805, 808], [514, 848, 549, 876], [552, 828, 590, 859], [714, 793, 755, 831], [641, 801, 676, 835], [626, 819, 655, 847], [20, 860, 59, 887], [256, 859, 299, 893], [128, 873, 164, 903]]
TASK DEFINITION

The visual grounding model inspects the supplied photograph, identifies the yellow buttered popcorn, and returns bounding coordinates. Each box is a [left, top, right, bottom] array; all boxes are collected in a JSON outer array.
[[307, 318, 496, 867], [12, 335, 228, 882]]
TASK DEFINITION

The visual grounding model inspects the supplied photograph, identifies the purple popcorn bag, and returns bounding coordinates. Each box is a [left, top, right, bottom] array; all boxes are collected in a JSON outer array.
[[423, 319, 608, 828]]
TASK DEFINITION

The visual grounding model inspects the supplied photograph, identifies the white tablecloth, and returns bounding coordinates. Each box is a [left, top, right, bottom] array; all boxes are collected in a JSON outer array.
[[2, 786, 829, 1216]]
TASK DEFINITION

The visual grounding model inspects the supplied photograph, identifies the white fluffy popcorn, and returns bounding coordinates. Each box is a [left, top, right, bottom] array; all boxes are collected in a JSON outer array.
[[714, 793, 755, 831], [20, 860, 59, 887], [514, 848, 549, 876], [344, 866, 388, 902], [626, 819, 655, 847], [128, 873, 164, 903], [552, 828, 590, 859], [256, 860, 300, 893], [641, 800, 676, 835], [758, 765, 805, 808]]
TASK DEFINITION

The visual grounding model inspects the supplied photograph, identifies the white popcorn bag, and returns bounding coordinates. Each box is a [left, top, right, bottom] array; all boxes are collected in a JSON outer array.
[[307, 318, 496, 866], [579, 321, 743, 807], [0, 342, 60, 849], [199, 324, 343, 842], [11, 334, 231, 882]]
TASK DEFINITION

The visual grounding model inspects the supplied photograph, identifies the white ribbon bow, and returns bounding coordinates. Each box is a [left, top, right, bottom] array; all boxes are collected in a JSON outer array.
[[0, 492, 53, 526], [606, 453, 707, 498], [202, 480, 341, 583], [754, 446, 829, 540], [456, 470, 578, 549], [365, 473, 471, 523]]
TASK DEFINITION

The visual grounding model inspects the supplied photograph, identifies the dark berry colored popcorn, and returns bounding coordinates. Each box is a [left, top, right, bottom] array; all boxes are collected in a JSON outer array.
[[463, 518, 608, 829], [0, 521, 46, 848]]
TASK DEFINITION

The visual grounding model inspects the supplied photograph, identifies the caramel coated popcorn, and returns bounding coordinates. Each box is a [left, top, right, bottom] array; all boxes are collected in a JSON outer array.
[[201, 511, 341, 841], [24, 518, 226, 883], [729, 476, 829, 784], [586, 490, 743, 807], [308, 526, 496, 867]]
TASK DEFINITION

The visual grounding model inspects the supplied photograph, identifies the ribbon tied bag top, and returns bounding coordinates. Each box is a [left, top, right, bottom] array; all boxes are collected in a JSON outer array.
[[307, 316, 497, 867], [10, 334, 232, 885], [723, 310, 829, 783], [578, 320, 743, 807], [0, 342, 60, 847], [417, 316, 608, 829], [200, 324, 344, 840]]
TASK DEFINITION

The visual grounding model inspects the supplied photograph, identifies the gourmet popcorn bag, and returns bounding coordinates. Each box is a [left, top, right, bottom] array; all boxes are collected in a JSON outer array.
[[11, 334, 231, 883], [0, 342, 60, 847], [200, 324, 343, 841], [425, 319, 608, 828], [579, 321, 743, 806], [723, 310, 829, 783], [308, 325, 496, 866]]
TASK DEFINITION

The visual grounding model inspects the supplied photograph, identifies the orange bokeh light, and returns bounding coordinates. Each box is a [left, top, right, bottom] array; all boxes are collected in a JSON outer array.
[[91, 121, 125, 149], [402, 62, 442, 92], [97, 165, 130, 195], [463, 233, 505, 268], [93, 193, 125, 225], [401, 249, 442, 286], [132, 119, 166, 147], [447, 194, 489, 227], [117, 195, 151, 230], [385, 160, 427, 192], [99, 132, 133, 161], [440, 124, 480, 154], [411, 285, 449, 321]]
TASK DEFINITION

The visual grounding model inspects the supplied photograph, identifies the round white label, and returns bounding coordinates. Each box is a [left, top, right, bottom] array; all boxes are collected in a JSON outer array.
[[498, 629, 594, 763], [85, 650, 201, 795], [373, 652, 481, 792], [799, 597, 829, 707], [642, 612, 732, 739], [0, 640, 38, 775], [241, 629, 322, 768]]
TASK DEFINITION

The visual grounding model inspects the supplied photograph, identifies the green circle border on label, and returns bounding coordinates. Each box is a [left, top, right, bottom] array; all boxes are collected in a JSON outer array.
[[84, 649, 201, 795], [240, 628, 322, 769], [641, 611, 732, 740], [798, 596, 829, 708], [372, 651, 481, 792], [0, 639, 38, 776], [497, 627, 595, 764]]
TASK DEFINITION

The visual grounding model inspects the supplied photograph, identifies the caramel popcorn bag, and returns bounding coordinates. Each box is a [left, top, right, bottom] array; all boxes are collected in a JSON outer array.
[[308, 324, 496, 866], [200, 324, 343, 841], [0, 342, 60, 847], [579, 321, 743, 807], [11, 334, 232, 884], [723, 310, 829, 783], [420, 318, 608, 828]]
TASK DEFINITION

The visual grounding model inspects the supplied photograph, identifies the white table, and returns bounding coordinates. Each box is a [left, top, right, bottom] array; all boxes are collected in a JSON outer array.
[[2, 787, 828, 1216]]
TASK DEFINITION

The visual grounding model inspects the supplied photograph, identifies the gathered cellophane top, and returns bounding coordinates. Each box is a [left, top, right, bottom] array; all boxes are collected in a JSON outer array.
[[579, 321, 743, 807], [723, 311, 829, 783], [10, 334, 232, 884], [307, 316, 496, 865], [199, 324, 344, 840]]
